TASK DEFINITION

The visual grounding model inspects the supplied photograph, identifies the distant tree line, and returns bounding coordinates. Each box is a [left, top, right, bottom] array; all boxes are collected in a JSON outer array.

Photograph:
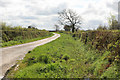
[[57, 9, 120, 31], [97, 14, 120, 30], [1, 22, 39, 31]]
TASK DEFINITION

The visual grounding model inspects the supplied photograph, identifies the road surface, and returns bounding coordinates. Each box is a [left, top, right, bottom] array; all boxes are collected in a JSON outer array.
[[0, 33, 60, 78]]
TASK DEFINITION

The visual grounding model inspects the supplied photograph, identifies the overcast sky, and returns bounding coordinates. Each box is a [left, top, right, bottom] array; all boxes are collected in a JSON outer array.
[[0, 0, 119, 30]]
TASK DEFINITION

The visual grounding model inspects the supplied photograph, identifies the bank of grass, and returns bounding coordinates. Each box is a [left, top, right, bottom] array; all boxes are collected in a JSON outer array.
[[1, 33, 53, 47], [0, 22, 54, 47], [6, 33, 120, 78]]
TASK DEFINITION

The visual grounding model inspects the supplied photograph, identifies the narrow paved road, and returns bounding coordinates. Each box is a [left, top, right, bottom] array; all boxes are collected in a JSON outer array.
[[0, 33, 60, 78]]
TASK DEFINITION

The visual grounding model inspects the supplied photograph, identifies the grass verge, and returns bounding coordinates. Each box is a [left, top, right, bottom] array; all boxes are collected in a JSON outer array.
[[6, 33, 120, 78]]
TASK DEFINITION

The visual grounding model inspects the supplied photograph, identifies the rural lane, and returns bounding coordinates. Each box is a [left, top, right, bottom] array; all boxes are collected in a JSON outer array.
[[0, 33, 60, 78]]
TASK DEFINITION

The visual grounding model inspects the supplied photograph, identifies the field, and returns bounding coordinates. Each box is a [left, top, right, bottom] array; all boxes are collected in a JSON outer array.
[[6, 33, 120, 78]]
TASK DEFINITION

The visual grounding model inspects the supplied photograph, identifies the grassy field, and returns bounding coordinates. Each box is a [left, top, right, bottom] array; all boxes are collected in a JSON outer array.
[[6, 33, 120, 78]]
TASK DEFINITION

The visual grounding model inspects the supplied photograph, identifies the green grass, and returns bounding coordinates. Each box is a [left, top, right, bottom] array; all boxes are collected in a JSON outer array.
[[1, 33, 53, 47], [6, 33, 120, 78]]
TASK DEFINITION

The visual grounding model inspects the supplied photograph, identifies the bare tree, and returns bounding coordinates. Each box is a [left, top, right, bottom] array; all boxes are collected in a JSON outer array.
[[54, 24, 60, 31], [58, 9, 82, 33]]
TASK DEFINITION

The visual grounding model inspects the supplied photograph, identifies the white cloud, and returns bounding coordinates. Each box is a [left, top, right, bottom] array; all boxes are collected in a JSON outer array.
[[0, 0, 119, 30]]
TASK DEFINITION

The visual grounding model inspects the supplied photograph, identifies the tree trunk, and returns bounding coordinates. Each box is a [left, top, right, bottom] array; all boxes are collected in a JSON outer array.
[[72, 25, 75, 33]]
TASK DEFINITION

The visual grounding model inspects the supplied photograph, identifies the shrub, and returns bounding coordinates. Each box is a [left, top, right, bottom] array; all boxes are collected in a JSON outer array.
[[63, 54, 70, 61], [37, 54, 52, 64], [73, 30, 120, 55]]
